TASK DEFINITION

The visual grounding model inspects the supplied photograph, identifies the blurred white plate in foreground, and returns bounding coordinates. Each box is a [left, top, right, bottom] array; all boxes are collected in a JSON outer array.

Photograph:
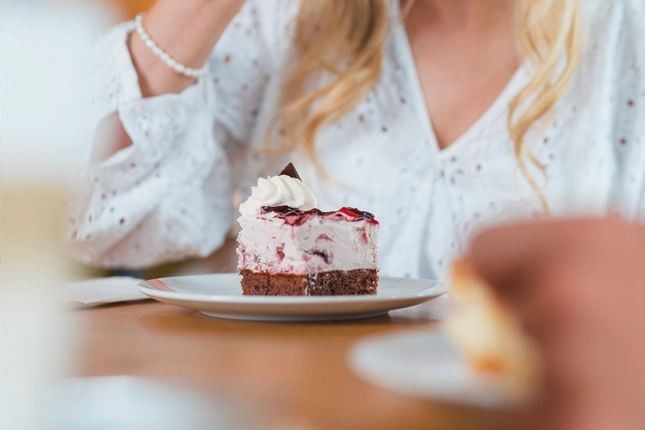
[[349, 329, 531, 408], [138, 273, 446, 322]]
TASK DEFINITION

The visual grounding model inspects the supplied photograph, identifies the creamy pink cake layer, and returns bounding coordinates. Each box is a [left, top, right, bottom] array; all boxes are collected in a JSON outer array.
[[237, 210, 379, 275]]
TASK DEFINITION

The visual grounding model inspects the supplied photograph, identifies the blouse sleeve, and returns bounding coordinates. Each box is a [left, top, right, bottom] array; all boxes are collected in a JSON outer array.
[[607, 1, 645, 222], [67, 1, 276, 268]]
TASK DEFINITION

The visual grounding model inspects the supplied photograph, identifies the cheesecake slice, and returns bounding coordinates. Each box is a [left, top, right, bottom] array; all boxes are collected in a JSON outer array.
[[236, 164, 379, 296]]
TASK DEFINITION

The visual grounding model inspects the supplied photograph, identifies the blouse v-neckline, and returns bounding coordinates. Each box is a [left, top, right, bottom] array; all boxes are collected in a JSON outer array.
[[391, 2, 528, 160]]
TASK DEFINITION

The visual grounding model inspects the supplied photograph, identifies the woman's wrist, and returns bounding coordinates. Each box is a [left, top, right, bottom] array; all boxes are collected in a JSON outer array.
[[129, 0, 245, 97]]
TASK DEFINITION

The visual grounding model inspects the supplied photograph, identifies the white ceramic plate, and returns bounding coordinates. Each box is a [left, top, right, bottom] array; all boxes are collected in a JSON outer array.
[[137, 273, 446, 322], [349, 329, 531, 408]]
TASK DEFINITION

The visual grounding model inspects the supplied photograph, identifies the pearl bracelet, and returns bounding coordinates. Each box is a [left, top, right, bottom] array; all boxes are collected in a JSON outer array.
[[134, 13, 208, 79]]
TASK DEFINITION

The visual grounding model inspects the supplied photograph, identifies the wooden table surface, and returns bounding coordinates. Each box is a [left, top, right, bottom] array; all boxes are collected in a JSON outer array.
[[75, 299, 526, 430]]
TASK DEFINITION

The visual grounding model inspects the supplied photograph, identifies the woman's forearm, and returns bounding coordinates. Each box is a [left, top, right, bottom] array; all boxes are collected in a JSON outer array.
[[128, 0, 245, 97]]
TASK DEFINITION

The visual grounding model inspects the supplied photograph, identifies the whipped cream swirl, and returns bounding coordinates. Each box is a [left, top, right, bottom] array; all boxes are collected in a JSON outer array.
[[239, 175, 317, 217]]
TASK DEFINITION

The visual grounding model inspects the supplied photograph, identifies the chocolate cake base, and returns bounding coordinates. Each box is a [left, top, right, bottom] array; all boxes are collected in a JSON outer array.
[[240, 269, 378, 296]]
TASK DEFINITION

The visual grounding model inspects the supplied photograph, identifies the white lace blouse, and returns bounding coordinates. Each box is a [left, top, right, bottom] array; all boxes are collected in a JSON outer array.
[[68, 0, 645, 282]]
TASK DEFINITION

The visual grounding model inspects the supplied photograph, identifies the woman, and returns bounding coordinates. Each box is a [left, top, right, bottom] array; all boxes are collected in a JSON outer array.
[[68, 0, 645, 281]]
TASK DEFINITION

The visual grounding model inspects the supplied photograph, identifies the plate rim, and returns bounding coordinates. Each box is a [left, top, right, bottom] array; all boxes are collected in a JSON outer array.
[[137, 273, 447, 304]]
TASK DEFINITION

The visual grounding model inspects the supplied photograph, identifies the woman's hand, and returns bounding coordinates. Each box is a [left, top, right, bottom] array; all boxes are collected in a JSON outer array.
[[128, 0, 246, 97], [469, 219, 645, 430]]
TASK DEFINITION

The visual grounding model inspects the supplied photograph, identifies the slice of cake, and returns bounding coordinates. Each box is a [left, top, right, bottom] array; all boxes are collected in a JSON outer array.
[[236, 163, 379, 296], [443, 260, 541, 398]]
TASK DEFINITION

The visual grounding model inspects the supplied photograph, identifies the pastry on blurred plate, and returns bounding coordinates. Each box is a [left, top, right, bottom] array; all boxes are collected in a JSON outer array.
[[443, 259, 541, 399]]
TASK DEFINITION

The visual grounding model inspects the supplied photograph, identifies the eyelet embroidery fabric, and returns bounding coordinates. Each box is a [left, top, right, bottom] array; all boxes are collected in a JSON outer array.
[[68, 0, 645, 281]]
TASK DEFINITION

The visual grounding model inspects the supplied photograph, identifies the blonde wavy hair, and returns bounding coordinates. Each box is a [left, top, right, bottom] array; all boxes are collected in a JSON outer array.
[[275, 0, 582, 212]]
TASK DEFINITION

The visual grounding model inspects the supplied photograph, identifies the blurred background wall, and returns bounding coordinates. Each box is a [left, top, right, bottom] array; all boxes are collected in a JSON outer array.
[[109, 0, 155, 19]]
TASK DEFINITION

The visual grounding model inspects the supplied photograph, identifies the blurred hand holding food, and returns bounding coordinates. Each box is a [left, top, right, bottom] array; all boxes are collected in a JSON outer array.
[[444, 259, 541, 400], [457, 219, 645, 430]]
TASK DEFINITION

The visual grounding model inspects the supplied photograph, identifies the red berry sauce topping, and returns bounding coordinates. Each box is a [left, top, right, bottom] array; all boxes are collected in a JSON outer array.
[[339, 207, 376, 221], [260, 206, 378, 225]]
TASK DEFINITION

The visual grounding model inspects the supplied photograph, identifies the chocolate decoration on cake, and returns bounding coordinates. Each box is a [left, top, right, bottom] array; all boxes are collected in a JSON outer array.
[[279, 162, 301, 180]]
